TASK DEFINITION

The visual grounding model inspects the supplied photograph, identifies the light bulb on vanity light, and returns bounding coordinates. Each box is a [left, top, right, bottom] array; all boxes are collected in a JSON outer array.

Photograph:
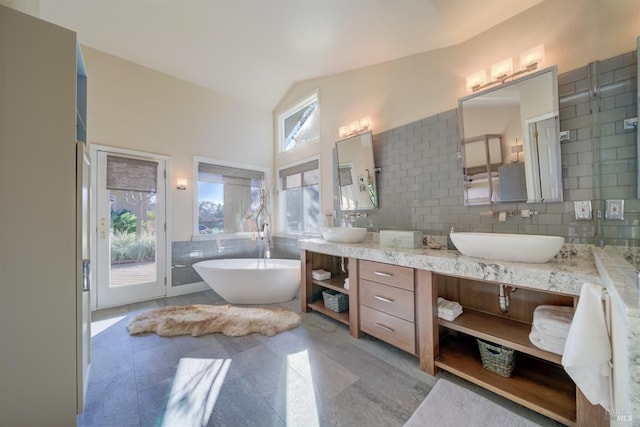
[[466, 70, 487, 92], [520, 44, 545, 70], [359, 116, 371, 131], [491, 58, 514, 81], [176, 178, 188, 190]]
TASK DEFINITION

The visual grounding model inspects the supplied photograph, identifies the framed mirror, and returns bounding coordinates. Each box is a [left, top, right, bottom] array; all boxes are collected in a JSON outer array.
[[336, 131, 378, 210], [459, 66, 562, 205]]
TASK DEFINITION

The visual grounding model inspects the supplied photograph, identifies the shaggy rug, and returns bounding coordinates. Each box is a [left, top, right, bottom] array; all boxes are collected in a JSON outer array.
[[404, 379, 541, 426], [127, 304, 302, 337]]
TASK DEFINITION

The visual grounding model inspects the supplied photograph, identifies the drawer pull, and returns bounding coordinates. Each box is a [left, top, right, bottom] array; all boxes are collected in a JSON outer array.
[[374, 322, 395, 333], [374, 295, 394, 303], [374, 271, 393, 278]]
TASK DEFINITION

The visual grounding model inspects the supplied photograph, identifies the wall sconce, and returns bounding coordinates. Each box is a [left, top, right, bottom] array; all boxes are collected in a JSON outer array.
[[338, 116, 372, 139], [176, 178, 188, 190], [511, 140, 524, 163], [467, 44, 545, 92]]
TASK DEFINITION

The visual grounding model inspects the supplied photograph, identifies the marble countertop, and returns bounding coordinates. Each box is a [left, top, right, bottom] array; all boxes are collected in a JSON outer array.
[[298, 238, 601, 296], [592, 247, 640, 317]]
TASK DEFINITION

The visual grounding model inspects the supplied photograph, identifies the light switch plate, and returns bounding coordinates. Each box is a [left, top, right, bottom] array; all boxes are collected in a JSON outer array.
[[605, 199, 624, 220], [574, 200, 592, 220]]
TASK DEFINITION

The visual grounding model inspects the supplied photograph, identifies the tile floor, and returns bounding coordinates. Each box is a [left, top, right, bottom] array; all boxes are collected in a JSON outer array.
[[78, 290, 562, 427]]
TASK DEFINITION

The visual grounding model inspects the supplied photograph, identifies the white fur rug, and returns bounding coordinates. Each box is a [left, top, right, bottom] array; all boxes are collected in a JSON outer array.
[[127, 304, 302, 337]]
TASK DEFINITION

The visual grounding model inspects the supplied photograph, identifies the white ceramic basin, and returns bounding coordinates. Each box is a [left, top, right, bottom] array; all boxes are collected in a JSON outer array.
[[449, 232, 564, 263], [321, 227, 367, 243]]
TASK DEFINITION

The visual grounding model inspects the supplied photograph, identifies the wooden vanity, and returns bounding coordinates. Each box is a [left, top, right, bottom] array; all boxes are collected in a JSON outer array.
[[300, 240, 608, 427]]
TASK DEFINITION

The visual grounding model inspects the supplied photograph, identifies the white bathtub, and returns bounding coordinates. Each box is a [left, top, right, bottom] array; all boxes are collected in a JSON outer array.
[[192, 258, 301, 304]]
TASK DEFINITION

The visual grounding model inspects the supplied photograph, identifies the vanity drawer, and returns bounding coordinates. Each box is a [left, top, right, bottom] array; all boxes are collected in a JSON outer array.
[[360, 305, 415, 354], [359, 260, 414, 291], [360, 279, 414, 322]]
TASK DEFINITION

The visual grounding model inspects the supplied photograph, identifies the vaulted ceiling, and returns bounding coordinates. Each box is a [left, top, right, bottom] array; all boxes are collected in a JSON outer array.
[[39, 0, 543, 109]]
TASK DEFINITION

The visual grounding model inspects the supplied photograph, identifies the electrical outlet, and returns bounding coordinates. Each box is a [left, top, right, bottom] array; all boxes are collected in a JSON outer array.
[[574, 201, 592, 220], [605, 199, 624, 220], [623, 117, 638, 130]]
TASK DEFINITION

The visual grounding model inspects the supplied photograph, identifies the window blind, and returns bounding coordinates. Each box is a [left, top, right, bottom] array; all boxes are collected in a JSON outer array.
[[279, 159, 319, 190], [198, 163, 264, 186], [106, 155, 158, 193]]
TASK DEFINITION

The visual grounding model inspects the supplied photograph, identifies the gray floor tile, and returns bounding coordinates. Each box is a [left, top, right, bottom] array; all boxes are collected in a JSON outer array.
[[78, 373, 140, 427], [79, 290, 561, 427], [207, 376, 285, 427]]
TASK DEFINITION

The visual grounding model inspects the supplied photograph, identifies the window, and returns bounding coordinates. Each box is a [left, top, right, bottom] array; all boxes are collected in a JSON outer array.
[[278, 92, 319, 152], [196, 159, 266, 235], [278, 159, 320, 233]]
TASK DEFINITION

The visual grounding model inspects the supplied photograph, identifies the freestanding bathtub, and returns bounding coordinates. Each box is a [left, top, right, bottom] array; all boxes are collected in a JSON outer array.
[[192, 258, 301, 304]]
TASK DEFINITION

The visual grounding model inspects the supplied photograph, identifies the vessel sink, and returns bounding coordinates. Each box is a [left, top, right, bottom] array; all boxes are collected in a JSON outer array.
[[449, 232, 564, 263], [321, 227, 367, 243]]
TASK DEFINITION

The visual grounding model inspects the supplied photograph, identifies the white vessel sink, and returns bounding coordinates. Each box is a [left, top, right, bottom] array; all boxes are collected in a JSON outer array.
[[321, 227, 367, 243], [449, 232, 564, 263]]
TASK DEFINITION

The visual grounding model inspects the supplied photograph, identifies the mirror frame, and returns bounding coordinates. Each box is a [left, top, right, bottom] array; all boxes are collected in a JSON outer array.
[[336, 131, 378, 210], [458, 66, 563, 205]]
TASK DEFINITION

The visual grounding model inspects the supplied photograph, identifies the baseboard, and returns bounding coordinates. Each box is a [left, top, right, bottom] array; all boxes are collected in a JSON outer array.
[[167, 281, 209, 297]]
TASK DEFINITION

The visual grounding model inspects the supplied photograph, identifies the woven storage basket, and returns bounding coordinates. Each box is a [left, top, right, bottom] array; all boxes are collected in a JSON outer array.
[[322, 290, 348, 313], [477, 339, 516, 377]]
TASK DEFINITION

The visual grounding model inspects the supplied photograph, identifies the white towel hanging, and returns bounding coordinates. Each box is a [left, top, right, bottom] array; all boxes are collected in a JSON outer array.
[[562, 282, 612, 411]]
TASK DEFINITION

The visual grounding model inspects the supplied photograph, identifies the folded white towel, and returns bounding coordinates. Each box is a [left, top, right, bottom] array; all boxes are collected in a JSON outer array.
[[529, 324, 566, 355], [438, 304, 462, 317], [562, 282, 611, 410], [344, 278, 350, 290], [532, 305, 574, 339], [437, 297, 463, 321], [311, 269, 331, 280], [438, 311, 462, 322], [438, 297, 462, 310]]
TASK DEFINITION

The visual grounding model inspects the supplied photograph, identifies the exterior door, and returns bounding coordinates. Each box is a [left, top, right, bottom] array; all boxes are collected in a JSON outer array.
[[95, 149, 167, 308]]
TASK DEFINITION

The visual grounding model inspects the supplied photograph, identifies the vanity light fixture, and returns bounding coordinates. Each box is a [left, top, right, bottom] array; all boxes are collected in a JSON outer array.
[[176, 178, 188, 190], [338, 116, 372, 139], [467, 44, 545, 92]]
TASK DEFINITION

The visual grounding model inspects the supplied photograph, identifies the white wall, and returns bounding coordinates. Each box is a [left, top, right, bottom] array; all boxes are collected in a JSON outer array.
[[274, 0, 640, 219], [82, 47, 273, 241]]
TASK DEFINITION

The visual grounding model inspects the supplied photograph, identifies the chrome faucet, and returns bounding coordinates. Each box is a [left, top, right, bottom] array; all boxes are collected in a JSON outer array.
[[342, 212, 368, 227], [258, 223, 272, 267], [262, 223, 272, 259]]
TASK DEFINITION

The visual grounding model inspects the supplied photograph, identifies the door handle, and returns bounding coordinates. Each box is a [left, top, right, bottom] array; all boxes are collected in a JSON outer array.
[[82, 259, 91, 292], [99, 218, 106, 239]]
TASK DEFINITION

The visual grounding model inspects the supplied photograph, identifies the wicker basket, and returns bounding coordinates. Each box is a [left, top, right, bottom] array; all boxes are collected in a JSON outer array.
[[477, 339, 516, 377], [322, 290, 349, 313]]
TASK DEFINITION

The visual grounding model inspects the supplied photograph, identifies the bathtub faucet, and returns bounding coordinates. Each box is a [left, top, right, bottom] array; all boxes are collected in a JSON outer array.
[[262, 223, 272, 259], [258, 223, 272, 267]]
